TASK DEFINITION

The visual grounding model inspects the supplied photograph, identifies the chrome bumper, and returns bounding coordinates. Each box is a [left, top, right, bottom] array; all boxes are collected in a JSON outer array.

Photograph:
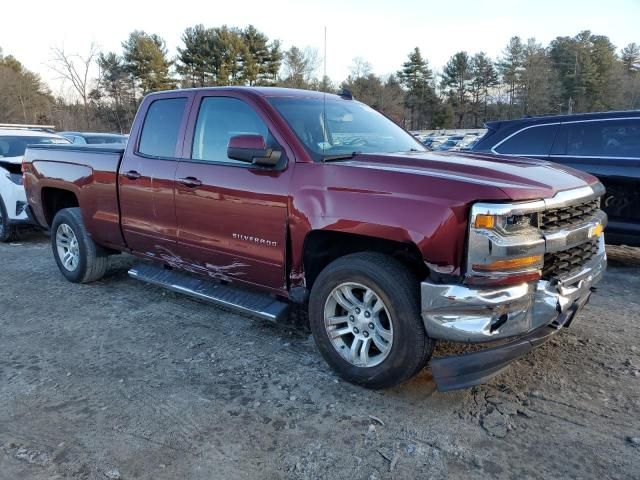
[[421, 237, 606, 343]]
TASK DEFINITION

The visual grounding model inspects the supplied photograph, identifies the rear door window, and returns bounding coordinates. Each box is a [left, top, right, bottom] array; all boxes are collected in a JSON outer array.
[[565, 119, 640, 158], [138, 97, 187, 158], [494, 124, 558, 156]]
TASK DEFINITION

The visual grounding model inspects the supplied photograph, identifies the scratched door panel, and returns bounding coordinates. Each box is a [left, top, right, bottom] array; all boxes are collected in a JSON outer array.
[[174, 161, 290, 293]]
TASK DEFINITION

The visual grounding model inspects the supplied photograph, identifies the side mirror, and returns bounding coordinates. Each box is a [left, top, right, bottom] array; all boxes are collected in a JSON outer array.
[[227, 135, 281, 167]]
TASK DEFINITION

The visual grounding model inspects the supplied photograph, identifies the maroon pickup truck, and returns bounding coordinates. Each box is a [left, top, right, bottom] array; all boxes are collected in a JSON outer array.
[[23, 87, 607, 391]]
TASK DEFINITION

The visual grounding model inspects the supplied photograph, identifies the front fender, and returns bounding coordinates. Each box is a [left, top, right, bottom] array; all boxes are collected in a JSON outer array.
[[288, 165, 473, 281]]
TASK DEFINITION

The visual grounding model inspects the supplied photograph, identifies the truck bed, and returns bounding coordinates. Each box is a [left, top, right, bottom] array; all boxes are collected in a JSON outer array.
[[23, 144, 126, 249]]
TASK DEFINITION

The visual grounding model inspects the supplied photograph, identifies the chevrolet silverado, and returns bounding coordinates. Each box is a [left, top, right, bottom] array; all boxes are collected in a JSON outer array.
[[23, 87, 607, 391]]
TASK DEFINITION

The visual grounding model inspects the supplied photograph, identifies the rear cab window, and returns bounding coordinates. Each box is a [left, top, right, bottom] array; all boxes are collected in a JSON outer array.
[[494, 124, 558, 156], [138, 97, 188, 158]]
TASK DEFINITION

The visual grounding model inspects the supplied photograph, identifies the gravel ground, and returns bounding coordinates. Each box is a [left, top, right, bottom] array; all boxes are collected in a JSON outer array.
[[1, 233, 639, 480]]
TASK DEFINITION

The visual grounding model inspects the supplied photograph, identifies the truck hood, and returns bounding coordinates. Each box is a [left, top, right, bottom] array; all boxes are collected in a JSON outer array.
[[336, 151, 598, 201]]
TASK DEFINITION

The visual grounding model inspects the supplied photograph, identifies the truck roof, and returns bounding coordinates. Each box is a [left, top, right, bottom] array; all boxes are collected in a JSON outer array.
[[146, 86, 346, 101]]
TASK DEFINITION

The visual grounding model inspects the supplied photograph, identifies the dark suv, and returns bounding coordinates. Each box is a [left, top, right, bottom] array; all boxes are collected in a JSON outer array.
[[472, 110, 640, 246]]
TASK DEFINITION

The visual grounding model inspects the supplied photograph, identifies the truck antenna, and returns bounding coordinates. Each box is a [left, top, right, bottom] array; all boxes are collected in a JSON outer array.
[[322, 25, 327, 160]]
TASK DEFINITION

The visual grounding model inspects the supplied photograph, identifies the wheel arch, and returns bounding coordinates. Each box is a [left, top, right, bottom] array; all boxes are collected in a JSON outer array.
[[41, 187, 80, 226], [301, 229, 428, 290]]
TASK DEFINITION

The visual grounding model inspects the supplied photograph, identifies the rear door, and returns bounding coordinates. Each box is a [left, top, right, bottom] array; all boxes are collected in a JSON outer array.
[[550, 118, 640, 233], [173, 92, 292, 293], [119, 93, 193, 256]]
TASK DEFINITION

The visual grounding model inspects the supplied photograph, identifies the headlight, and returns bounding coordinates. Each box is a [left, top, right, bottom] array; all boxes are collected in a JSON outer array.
[[467, 203, 545, 285], [474, 213, 538, 235]]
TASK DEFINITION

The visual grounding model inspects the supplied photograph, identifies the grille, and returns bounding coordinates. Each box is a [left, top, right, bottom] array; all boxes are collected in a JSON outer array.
[[540, 199, 599, 231], [542, 239, 598, 279]]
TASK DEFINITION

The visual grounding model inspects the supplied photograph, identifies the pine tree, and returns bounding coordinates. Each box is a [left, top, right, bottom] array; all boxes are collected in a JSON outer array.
[[498, 36, 525, 119], [469, 52, 499, 127], [440, 51, 472, 127], [397, 47, 435, 129], [621, 43, 640, 108], [94, 52, 137, 132], [520, 39, 560, 115], [122, 31, 175, 96], [176, 25, 216, 87], [621, 43, 640, 73], [280, 46, 320, 89]]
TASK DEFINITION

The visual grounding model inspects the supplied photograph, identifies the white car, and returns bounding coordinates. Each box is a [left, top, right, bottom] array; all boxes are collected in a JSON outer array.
[[0, 127, 70, 242]]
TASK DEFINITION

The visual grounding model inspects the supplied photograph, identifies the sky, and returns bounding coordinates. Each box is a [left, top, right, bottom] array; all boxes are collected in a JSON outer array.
[[2, 0, 639, 98]]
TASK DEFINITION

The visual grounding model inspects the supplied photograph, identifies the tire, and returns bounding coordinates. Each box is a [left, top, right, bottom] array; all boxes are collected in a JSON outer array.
[[0, 195, 17, 243], [309, 252, 435, 389], [51, 207, 108, 283]]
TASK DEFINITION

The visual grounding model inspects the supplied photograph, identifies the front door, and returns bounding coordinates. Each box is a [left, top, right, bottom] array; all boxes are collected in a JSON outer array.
[[119, 95, 191, 256], [173, 93, 292, 293]]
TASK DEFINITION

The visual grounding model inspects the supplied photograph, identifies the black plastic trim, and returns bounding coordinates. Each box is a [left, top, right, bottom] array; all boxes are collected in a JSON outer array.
[[431, 293, 591, 392]]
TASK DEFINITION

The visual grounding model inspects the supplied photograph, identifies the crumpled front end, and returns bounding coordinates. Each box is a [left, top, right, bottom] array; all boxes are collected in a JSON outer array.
[[421, 184, 607, 390], [422, 239, 605, 343]]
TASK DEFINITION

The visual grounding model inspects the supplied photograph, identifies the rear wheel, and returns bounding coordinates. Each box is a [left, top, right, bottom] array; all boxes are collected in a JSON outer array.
[[309, 252, 435, 389], [51, 208, 108, 283], [0, 196, 17, 243]]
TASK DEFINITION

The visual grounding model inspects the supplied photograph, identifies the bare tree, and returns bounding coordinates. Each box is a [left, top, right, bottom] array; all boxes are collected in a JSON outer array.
[[349, 57, 372, 79], [49, 43, 99, 128]]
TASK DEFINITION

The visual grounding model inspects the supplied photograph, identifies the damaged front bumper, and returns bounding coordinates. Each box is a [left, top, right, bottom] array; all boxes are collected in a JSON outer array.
[[421, 238, 606, 391]]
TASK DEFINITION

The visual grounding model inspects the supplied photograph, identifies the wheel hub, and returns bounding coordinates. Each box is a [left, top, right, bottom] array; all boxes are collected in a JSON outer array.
[[323, 282, 394, 368]]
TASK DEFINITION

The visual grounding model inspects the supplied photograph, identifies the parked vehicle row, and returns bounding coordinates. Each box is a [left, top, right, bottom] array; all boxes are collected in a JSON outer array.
[[0, 126, 71, 241], [418, 132, 482, 151], [0, 126, 126, 242], [21, 86, 607, 391], [60, 131, 128, 145]]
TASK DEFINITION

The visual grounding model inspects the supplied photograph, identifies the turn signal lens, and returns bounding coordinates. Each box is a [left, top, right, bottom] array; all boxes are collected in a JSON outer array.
[[474, 214, 496, 229], [473, 255, 543, 272]]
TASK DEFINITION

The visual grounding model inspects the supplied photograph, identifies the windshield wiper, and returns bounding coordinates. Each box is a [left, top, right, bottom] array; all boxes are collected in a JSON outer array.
[[322, 151, 361, 162]]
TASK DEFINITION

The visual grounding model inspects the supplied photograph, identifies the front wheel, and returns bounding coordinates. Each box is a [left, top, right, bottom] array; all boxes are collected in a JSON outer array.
[[309, 252, 435, 389], [51, 208, 108, 283]]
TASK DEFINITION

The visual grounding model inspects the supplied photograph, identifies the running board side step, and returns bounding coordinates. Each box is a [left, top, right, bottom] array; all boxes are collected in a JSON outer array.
[[128, 262, 289, 322]]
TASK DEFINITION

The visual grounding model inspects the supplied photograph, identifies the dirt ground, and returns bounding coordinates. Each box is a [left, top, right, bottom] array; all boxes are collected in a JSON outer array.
[[1, 232, 639, 480]]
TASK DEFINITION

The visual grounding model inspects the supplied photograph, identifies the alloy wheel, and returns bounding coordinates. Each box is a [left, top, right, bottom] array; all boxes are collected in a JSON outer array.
[[323, 282, 394, 368]]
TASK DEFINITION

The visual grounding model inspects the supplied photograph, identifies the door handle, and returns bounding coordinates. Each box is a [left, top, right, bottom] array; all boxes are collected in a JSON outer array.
[[177, 176, 202, 188], [124, 170, 141, 180]]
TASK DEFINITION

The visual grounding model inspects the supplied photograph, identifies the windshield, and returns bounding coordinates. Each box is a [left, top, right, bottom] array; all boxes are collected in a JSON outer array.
[[268, 97, 426, 161], [0, 135, 69, 158]]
